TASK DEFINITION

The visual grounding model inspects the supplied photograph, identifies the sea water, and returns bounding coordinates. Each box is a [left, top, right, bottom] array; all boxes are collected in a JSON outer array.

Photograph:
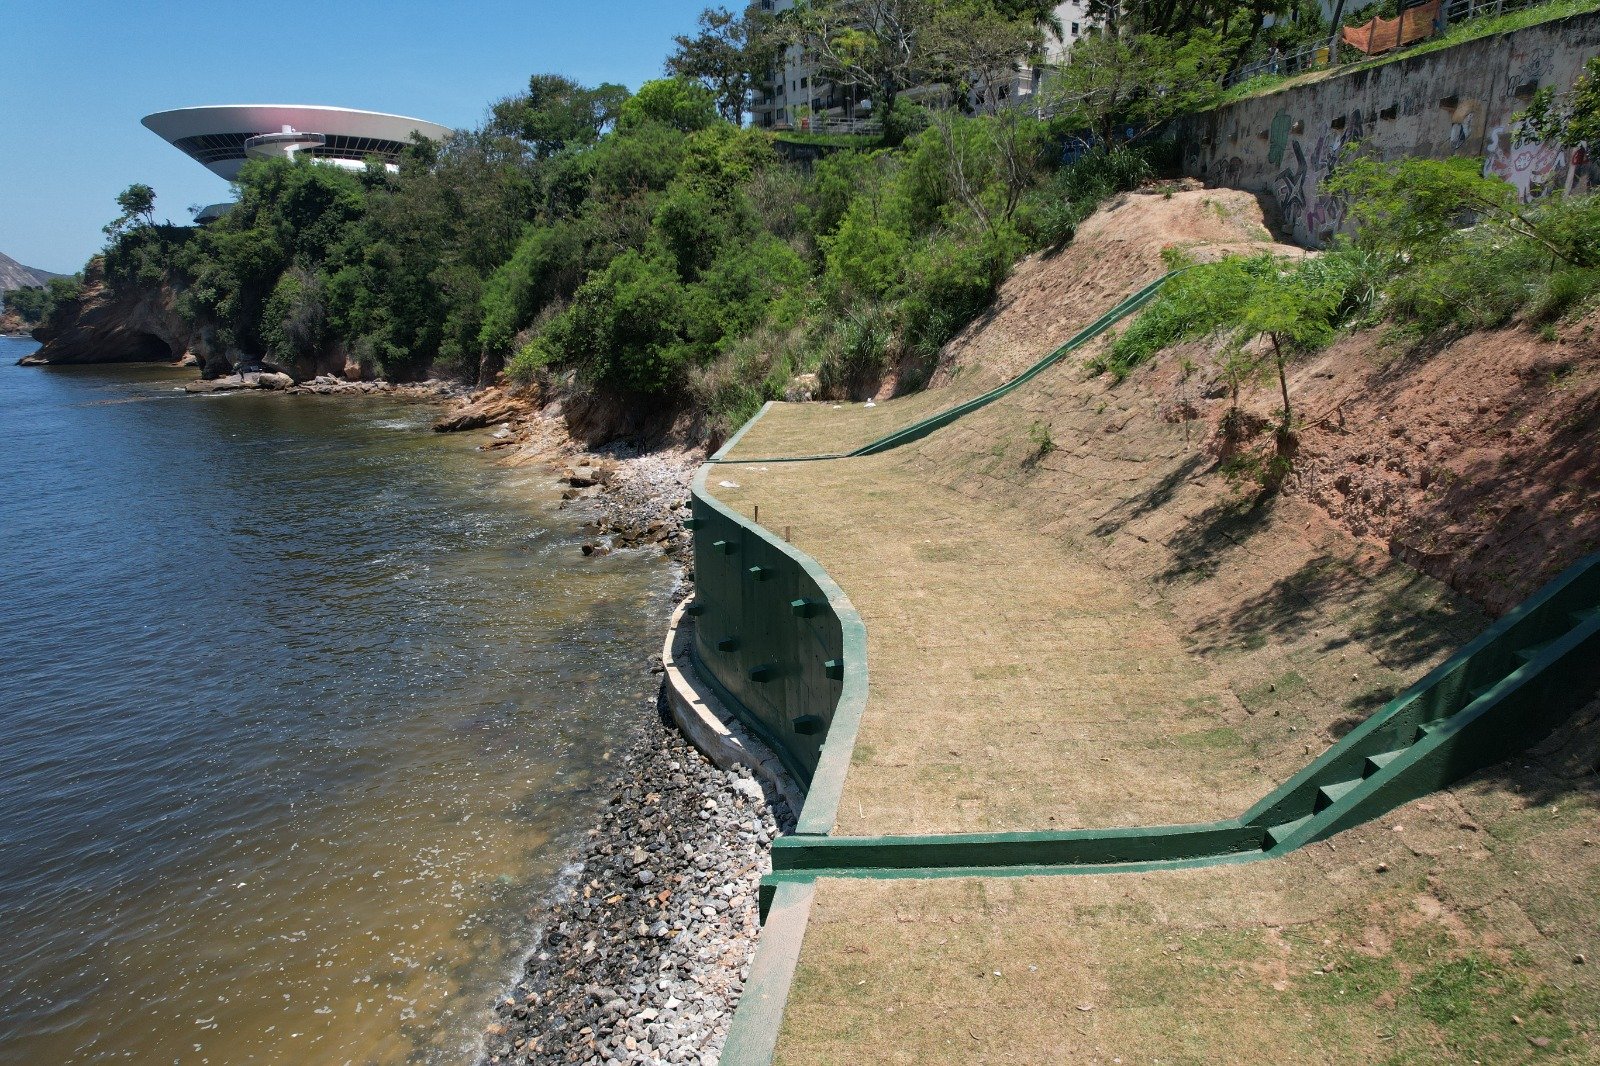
[[0, 339, 670, 1063]]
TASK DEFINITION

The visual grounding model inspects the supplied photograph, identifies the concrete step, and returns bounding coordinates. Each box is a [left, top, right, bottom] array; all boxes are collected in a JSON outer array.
[[1363, 749, 1406, 777], [1264, 814, 1314, 849], [1515, 639, 1556, 663], [1314, 778, 1362, 812]]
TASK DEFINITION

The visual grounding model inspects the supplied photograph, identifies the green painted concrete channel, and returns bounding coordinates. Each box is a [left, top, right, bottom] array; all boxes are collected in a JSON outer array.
[[684, 273, 1600, 1062]]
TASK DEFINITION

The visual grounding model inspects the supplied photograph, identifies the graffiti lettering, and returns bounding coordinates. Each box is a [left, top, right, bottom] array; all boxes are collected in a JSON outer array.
[[1272, 116, 1357, 244]]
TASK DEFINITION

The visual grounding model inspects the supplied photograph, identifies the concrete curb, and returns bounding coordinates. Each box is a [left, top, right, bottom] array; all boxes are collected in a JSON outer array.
[[718, 880, 815, 1066], [661, 597, 807, 821]]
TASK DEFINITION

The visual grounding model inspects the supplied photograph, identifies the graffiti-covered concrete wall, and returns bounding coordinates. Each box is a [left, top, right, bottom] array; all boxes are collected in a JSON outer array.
[[1175, 9, 1600, 247]]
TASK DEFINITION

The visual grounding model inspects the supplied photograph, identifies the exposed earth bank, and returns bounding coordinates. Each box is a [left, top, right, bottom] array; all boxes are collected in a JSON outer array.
[[931, 185, 1599, 617]]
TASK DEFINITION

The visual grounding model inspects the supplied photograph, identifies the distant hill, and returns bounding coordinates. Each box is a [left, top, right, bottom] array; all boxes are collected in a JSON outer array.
[[0, 252, 65, 292]]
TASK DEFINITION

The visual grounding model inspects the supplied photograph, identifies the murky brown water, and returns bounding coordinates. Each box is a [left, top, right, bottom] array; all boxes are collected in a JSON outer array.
[[0, 343, 671, 1063]]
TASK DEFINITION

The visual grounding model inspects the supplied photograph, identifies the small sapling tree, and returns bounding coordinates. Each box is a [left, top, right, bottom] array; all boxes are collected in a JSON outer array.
[[1236, 261, 1338, 445]]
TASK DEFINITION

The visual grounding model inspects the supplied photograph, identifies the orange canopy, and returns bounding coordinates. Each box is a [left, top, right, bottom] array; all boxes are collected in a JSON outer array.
[[1341, 0, 1441, 55]]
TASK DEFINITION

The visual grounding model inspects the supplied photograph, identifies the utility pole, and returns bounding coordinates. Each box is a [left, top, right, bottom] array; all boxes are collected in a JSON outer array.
[[1327, 0, 1347, 66]]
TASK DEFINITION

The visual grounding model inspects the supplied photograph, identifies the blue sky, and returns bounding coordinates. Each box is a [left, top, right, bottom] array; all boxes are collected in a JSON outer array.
[[2, 0, 705, 275]]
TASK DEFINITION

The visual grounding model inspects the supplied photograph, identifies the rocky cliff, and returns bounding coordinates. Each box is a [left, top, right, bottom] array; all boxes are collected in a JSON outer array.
[[19, 261, 385, 383], [19, 260, 209, 370]]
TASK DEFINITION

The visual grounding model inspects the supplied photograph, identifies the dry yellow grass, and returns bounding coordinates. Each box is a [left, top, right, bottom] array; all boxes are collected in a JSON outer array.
[[723, 387, 979, 460], [776, 702, 1600, 1064], [715, 455, 1269, 834], [713, 371, 1481, 834]]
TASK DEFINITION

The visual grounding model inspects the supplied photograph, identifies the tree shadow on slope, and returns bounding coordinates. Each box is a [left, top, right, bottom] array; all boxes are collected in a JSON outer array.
[[1092, 451, 1212, 539], [1155, 486, 1277, 586], [1187, 551, 1480, 675]]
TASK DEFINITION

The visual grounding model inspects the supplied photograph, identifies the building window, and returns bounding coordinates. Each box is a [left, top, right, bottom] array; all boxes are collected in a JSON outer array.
[[1071, 21, 1079, 35]]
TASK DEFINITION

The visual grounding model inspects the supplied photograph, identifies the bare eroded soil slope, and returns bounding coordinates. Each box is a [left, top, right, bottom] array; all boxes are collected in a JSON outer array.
[[910, 186, 1600, 617], [725, 184, 1300, 460]]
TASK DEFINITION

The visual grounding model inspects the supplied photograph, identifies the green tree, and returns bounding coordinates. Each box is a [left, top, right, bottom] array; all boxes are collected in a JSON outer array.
[[666, 5, 777, 124], [778, 0, 931, 126], [1236, 259, 1338, 434], [1085, 0, 1292, 41], [925, 2, 1045, 114], [618, 78, 720, 132], [104, 183, 157, 238], [1328, 155, 1584, 267], [1049, 29, 1229, 145], [490, 74, 629, 157], [3, 284, 51, 324]]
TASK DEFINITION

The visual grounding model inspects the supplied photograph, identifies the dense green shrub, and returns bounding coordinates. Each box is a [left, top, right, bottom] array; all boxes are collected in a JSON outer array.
[[617, 78, 719, 133], [1023, 146, 1157, 246], [899, 229, 1019, 359], [816, 304, 898, 397], [689, 324, 814, 442], [261, 269, 327, 365], [1385, 238, 1548, 332], [1092, 253, 1270, 380], [477, 223, 585, 354]]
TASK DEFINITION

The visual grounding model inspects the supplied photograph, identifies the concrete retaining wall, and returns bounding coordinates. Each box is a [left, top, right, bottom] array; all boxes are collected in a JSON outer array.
[[685, 415, 872, 839], [1175, 9, 1600, 246]]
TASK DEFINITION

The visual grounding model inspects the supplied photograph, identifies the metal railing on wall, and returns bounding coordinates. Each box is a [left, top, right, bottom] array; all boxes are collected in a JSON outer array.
[[1224, 0, 1562, 87]]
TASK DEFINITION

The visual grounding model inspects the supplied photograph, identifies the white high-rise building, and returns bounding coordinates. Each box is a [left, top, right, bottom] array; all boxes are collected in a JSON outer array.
[[750, 0, 838, 131]]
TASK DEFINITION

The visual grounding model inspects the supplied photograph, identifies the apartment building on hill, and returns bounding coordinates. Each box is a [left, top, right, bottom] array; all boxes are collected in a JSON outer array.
[[750, 0, 1095, 131]]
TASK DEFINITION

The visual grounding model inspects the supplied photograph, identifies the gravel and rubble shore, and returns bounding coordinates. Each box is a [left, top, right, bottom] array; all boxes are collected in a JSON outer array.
[[480, 706, 795, 1066], [453, 388, 793, 1065]]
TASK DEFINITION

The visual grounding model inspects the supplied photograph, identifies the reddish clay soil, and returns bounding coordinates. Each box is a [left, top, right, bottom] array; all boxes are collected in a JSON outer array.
[[1285, 317, 1600, 613], [934, 183, 1301, 386], [1126, 300, 1600, 616], [935, 184, 1597, 616]]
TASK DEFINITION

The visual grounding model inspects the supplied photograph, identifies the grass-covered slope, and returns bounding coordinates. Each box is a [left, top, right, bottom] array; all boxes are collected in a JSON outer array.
[[779, 699, 1600, 1063], [708, 183, 1599, 1059]]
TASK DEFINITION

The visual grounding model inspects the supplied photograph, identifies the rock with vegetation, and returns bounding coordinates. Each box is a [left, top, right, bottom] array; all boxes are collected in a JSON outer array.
[[19, 259, 194, 367]]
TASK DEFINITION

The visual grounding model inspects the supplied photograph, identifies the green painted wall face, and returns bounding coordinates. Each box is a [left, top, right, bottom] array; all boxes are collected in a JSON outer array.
[[689, 493, 844, 783]]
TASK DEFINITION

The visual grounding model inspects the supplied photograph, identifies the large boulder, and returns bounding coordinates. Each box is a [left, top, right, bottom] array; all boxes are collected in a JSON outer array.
[[433, 384, 534, 432], [182, 371, 295, 394]]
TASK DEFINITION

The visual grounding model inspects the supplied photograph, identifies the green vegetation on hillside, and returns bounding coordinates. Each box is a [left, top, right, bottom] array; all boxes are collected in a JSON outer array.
[[90, 55, 1163, 434], [69, 0, 1593, 437], [1091, 57, 1600, 480], [4, 275, 83, 327]]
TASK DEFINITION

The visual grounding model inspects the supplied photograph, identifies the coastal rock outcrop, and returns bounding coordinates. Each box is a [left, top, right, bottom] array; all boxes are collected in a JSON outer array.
[[183, 371, 296, 393], [21, 260, 200, 368], [433, 383, 537, 432]]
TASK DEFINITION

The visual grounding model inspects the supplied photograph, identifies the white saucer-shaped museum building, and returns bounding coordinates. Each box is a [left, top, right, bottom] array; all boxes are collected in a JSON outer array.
[[142, 104, 454, 182]]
